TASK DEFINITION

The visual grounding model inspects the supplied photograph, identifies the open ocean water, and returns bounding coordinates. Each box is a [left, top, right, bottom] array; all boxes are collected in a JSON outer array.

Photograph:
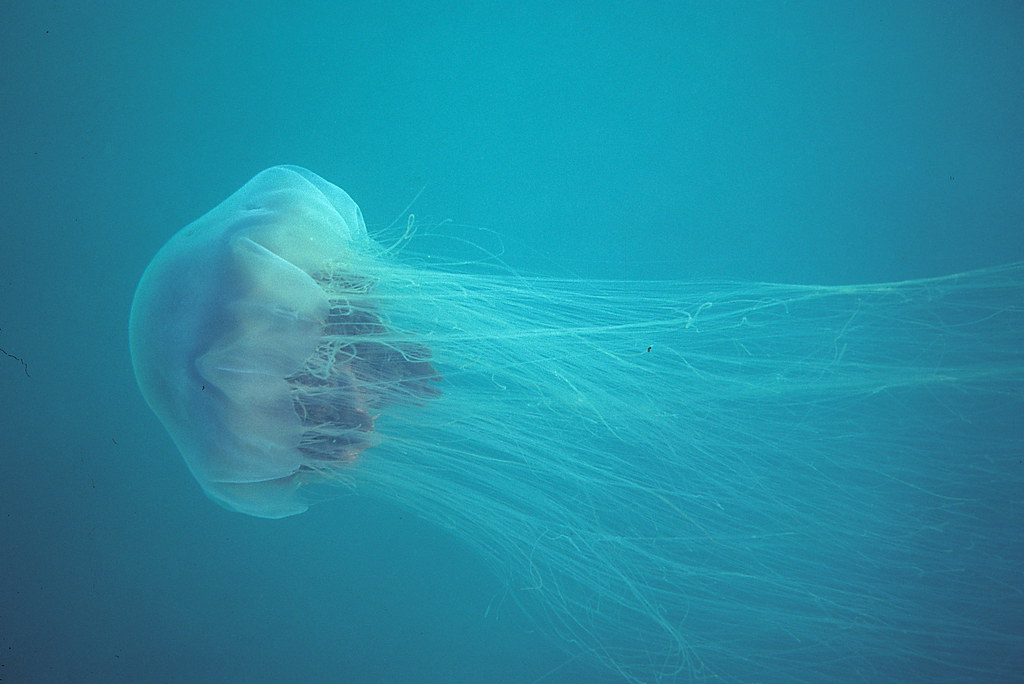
[[1, 2, 1022, 683]]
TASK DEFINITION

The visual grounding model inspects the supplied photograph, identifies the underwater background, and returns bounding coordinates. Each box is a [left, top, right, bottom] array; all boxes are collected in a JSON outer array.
[[1, 2, 1022, 682]]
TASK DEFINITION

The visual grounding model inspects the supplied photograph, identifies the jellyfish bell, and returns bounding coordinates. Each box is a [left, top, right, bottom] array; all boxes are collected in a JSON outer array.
[[131, 166, 1024, 682], [129, 166, 438, 518]]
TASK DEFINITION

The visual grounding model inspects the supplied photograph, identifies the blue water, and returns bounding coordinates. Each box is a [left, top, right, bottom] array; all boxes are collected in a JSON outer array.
[[1, 2, 1022, 682]]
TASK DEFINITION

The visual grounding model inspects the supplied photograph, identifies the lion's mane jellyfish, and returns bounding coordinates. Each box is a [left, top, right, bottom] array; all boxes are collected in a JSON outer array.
[[130, 166, 1024, 682]]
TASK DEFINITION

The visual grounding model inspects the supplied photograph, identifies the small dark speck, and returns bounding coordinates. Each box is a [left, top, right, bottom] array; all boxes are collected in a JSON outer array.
[[111, 438, 118, 445], [646, 346, 652, 353]]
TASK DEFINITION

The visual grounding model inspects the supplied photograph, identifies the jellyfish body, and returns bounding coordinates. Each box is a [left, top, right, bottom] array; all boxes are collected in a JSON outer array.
[[129, 166, 437, 518], [131, 167, 1024, 682]]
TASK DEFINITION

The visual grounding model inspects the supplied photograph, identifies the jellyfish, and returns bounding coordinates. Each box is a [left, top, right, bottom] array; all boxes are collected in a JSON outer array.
[[129, 166, 1024, 682]]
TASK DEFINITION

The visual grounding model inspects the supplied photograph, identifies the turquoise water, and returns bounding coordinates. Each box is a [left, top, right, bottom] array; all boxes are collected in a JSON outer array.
[[2, 2, 1022, 682]]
